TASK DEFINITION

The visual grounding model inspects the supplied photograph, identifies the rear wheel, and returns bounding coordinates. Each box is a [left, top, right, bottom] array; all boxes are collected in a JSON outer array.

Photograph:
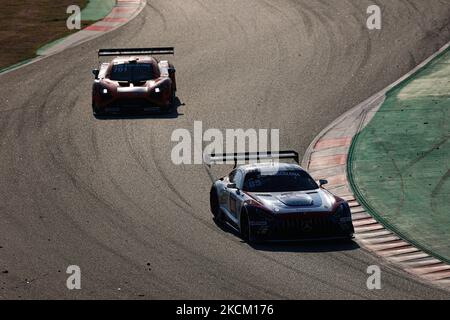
[[240, 211, 250, 242], [170, 87, 176, 107], [210, 188, 223, 222], [169, 64, 177, 92]]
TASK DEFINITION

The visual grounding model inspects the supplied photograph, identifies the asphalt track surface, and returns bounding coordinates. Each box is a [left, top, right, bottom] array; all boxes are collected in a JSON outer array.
[[1, 0, 450, 299]]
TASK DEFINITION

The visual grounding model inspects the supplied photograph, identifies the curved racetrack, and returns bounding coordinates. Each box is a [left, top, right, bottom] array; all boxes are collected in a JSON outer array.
[[1, 0, 450, 299]]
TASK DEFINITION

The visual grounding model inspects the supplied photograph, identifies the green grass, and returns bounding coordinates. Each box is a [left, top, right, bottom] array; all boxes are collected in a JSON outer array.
[[348, 48, 450, 263], [0, 0, 95, 70]]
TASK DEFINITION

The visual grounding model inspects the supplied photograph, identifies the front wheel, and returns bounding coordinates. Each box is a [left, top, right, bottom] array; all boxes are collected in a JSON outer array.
[[160, 90, 175, 114], [92, 101, 103, 117], [240, 210, 262, 244]]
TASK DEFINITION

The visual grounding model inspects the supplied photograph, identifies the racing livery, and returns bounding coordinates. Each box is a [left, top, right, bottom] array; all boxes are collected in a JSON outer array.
[[92, 47, 176, 116], [209, 151, 354, 243]]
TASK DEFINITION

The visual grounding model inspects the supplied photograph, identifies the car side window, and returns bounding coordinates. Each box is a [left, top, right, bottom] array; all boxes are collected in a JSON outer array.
[[234, 170, 244, 189]]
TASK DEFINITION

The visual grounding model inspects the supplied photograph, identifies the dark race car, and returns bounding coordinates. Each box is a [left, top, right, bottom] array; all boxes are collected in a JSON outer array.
[[92, 47, 177, 116], [208, 151, 354, 243]]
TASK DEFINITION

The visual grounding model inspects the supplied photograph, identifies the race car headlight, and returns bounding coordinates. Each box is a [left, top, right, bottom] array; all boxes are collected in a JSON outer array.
[[254, 207, 274, 222], [96, 85, 112, 99], [335, 203, 351, 218], [255, 208, 267, 216], [244, 200, 274, 221], [154, 87, 160, 93]]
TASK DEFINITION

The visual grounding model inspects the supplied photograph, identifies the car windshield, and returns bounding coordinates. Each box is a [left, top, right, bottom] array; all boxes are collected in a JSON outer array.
[[109, 63, 154, 82], [243, 170, 319, 192]]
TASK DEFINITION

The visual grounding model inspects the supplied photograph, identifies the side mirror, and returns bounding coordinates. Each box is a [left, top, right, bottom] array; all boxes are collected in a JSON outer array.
[[319, 179, 328, 187], [92, 69, 100, 79], [227, 183, 237, 189]]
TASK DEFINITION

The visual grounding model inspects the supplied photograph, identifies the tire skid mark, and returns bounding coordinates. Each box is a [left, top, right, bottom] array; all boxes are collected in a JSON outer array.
[[146, 1, 168, 31], [121, 122, 232, 241]]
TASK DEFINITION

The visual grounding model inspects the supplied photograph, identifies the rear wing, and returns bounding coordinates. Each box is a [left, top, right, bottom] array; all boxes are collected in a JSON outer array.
[[98, 47, 175, 57], [206, 150, 299, 168]]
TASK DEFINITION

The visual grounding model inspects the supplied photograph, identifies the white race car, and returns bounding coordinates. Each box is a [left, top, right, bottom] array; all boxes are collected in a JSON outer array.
[[208, 151, 354, 243]]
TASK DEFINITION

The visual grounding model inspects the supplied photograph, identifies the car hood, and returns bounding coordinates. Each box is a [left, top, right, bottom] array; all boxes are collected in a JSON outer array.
[[247, 189, 336, 213]]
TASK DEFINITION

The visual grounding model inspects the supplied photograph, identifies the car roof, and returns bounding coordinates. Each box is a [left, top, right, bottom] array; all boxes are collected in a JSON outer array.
[[237, 162, 305, 173], [111, 56, 157, 64]]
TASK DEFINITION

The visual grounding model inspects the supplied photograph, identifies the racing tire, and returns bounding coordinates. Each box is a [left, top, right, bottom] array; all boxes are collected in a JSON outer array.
[[92, 102, 105, 117], [210, 188, 224, 223], [160, 91, 175, 114], [171, 88, 176, 105], [240, 210, 263, 244], [240, 211, 251, 243], [160, 106, 171, 114], [344, 233, 355, 241]]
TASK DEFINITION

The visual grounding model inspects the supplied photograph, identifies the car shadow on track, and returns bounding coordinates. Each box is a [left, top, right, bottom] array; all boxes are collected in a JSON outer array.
[[94, 97, 185, 120], [213, 219, 360, 253], [248, 239, 360, 253]]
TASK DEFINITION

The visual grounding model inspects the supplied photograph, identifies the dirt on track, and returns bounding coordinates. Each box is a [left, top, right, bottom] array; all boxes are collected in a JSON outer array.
[[0, 0, 89, 69]]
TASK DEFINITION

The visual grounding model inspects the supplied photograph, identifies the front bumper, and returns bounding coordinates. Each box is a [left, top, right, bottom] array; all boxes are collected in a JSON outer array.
[[94, 90, 170, 113], [249, 212, 354, 241]]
